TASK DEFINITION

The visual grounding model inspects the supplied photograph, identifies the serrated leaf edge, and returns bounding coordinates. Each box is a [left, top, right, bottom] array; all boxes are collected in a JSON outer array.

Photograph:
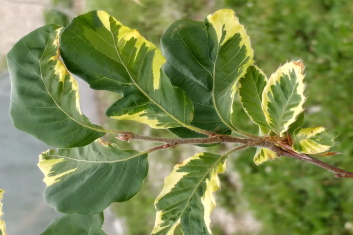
[[152, 153, 226, 234], [261, 60, 306, 135], [293, 127, 337, 154]]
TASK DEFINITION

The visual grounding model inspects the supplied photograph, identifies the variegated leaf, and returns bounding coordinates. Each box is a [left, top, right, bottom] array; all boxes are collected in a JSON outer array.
[[206, 9, 255, 130], [152, 153, 226, 235], [106, 88, 181, 128], [287, 112, 304, 135], [60, 11, 195, 130], [261, 61, 306, 135], [41, 213, 106, 235], [253, 147, 279, 165], [7, 25, 106, 148], [38, 140, 148, 214], [161, 9, 253, 136], [292, 127, 338, 154], [0, 190, 7, 235], [239, 65, 269, 128]]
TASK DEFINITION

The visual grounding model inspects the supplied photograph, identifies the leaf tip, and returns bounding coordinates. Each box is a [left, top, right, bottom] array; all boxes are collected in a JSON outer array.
[[293, 60, 305, 73]]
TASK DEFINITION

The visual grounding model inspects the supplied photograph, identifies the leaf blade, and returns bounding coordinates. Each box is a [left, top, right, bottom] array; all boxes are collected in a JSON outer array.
[[161, 9, 254, 134], [207, 9, 254, 130], [106, 88, 181, 128], [152, 152, 226, 235], [60, 11, 194, 130], [287, 112, 305, 135], [161, 20, 230, 138], [261, 61, 306, 135], [253, 147, 279, 165], [292, 127, 338, 154], [238, 65, 269, 128], [41, 213, 106, 235], [38, 140, 148, 214], [7, 25, 105, 148]]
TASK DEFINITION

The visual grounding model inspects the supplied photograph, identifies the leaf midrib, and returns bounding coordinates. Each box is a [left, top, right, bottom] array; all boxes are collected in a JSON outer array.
[[211, 52, 235, 132], [240, 71, 268, 126], [210, 29, 246, 132], [273, 75, 298, 134], [161, 155, 225, 233], [32, 36, 106, 134], [106, 22, 197, 131]]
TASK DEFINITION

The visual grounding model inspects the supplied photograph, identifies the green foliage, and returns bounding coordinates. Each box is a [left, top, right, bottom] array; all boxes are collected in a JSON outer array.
[[261, 61, 306, 135], [293, 127, 338, 154], [253, 147, 278, 166], [153, 153, 226, 234], [7, 25, 105, 148], [161, 10, 254, 136], [41, 213, 105, 235], [60, 11, 194, 130], [6, 7, 350, 235], [238, 65, 268, 128], [38, 140, 148, 214]]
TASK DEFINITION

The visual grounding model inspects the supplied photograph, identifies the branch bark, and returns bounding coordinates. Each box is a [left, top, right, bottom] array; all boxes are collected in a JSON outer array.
[[116, 131, 252, 145], [117, 131, 353, 179], [266, 143, 353, 178]]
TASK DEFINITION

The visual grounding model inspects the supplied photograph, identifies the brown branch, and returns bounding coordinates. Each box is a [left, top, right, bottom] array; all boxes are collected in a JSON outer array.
[[116, 131, 253, 145], [258, 141, 353, 179], [222, 143, 256, 156], [143, 143, 174, 153], [116, 131, 353, 179]]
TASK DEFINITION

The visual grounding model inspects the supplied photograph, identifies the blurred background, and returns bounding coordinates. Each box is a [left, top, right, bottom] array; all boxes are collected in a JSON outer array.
[[1, 0, 353, 234]]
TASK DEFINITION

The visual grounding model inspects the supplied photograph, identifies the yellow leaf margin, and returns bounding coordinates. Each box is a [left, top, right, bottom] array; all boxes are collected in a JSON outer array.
[[0, 190, 7, 235]]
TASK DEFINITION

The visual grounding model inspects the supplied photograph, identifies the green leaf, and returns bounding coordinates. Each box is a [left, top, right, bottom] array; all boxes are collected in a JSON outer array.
[[238, 65, 269, 128], [206, 9, 254, 131], [60, 11, 194, 130], [152, 152, 226, 235], [7, 25, 105, 148], [261, 61, 306, 135], [253, 147, 279, 165], [106, 88, 181, 128], [253, 126, 279, 165], [0, 190, 7, 235], [292, 127, 338, 154], [161, 9, 254, 134], [38, 140, 148, 214], [41, 213, 106, 235], [287, 112, 305, 135], [161, 20, 229, 138]]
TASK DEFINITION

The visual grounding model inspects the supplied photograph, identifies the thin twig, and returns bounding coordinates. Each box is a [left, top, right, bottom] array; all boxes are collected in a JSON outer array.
[[116, 131, 253, 145], [222, 144, 252, 156], [259, 141, 353, 179], [222, 138, 265, 156], [117, 131, 353, 179], [143, 143, 174, 154]]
